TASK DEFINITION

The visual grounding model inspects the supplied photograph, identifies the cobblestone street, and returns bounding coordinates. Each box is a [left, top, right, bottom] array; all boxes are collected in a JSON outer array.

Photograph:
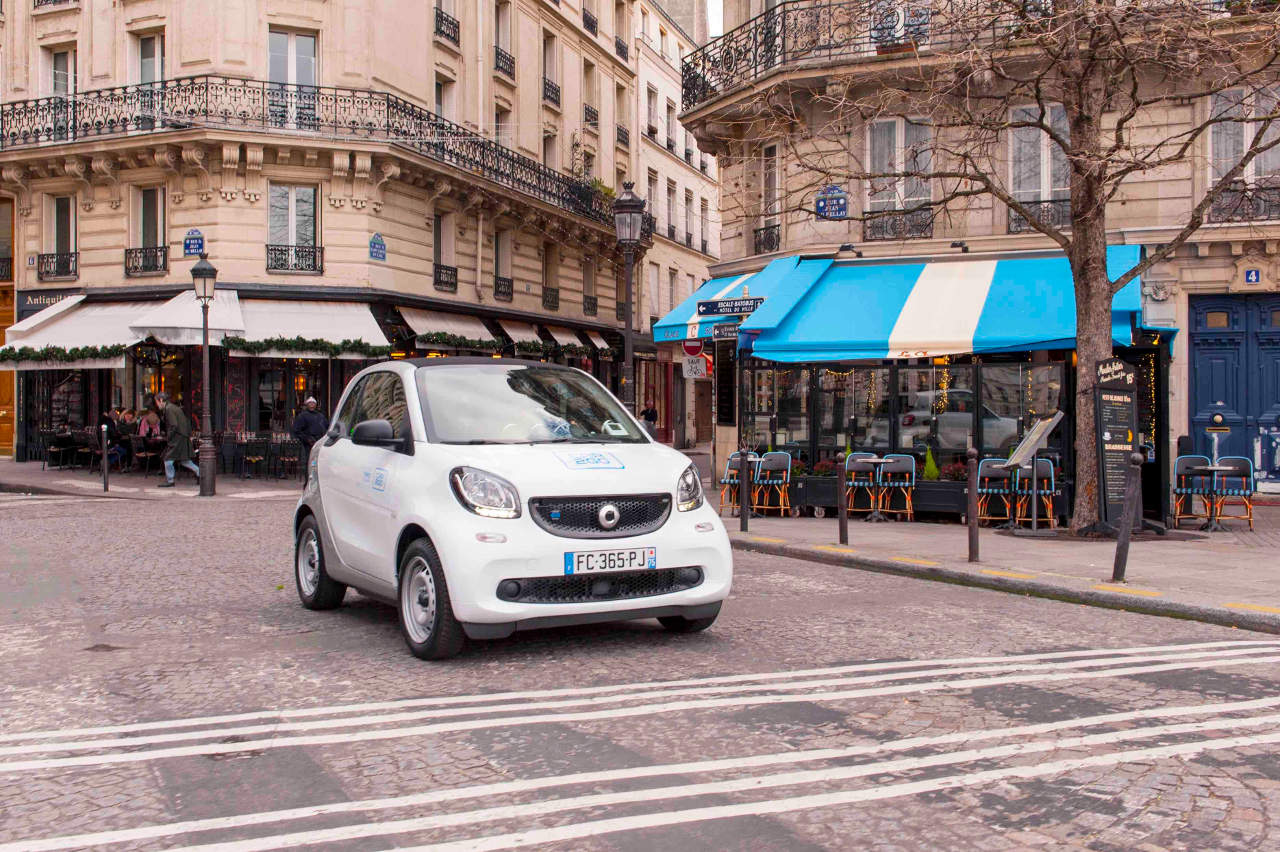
[[2, 492, 1279, 850]]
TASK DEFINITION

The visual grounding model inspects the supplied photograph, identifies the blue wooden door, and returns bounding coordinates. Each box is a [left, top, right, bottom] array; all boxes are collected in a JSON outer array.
[[1252, 296, 1280, 482]]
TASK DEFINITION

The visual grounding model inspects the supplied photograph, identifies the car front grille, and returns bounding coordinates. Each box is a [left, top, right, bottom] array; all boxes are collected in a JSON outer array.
[[529, 494, 671, 539], [496, 567, 703, 604]]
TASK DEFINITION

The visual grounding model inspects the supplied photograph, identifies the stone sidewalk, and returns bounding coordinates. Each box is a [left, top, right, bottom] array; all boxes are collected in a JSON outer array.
[[726, 506, 1280, 635], [0, 458, 304, 501]]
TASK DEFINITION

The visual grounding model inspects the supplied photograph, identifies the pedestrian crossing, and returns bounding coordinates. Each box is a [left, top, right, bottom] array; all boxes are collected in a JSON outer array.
[[2, 639, 1279, 851]]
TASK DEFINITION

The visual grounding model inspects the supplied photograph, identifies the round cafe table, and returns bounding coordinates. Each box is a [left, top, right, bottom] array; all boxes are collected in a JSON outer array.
[[1188, 465, 1235, 532]]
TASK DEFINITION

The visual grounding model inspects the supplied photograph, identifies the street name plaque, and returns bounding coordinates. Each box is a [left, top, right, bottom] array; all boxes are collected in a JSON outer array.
[[697, 297, 763, 317]]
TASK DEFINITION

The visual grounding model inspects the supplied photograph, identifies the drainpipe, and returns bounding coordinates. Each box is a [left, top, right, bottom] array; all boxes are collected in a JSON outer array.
[[475, 207, 486, 303]]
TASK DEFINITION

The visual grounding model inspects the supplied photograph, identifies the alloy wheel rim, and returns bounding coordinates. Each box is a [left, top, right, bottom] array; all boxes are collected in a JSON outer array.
[[402, 557, 436, 644], [296, 530, 320, 596]]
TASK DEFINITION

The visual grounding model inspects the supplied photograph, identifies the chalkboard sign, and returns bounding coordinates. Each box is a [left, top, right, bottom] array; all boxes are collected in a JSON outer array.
[[1095, 357, 1138, 526]]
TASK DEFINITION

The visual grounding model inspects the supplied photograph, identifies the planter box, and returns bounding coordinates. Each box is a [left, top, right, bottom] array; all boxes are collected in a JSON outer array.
[[793, 476, 840, 511], [914, 479, 968, 514]]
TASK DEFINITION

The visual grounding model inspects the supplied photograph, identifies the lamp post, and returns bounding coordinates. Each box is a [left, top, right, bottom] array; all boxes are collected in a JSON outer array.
[[612, 182, 646, 413], [191, 253, 218, 497]]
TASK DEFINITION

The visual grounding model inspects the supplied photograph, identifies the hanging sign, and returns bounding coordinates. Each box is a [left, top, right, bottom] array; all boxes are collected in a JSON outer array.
[[697, 297, 763, 317], [1094, 357, 1139, 527], [711, 322, 741, 340], [814, 184, 849, 220], [183, 229, 205, 257], [369, 233, 387, 261]]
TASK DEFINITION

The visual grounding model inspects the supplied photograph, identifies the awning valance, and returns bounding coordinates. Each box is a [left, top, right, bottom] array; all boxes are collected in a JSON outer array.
[[399, 308, 497, 346], [0, 295, 159, 370], [234, 299, 388, 359], [129, 290, 245, 346], [584, 331, 610, 350], [544, 326, 583, 348], [498, 319, 544, 345]]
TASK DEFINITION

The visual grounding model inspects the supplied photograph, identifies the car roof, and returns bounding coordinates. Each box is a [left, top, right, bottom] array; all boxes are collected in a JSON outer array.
[[404, 357, 576, 370]]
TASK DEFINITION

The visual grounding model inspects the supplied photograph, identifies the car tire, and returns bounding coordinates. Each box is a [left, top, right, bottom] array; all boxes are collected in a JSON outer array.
[[295, 515, 346, 610], [397, 538, 466, 660], [658, 613, 719, 634]]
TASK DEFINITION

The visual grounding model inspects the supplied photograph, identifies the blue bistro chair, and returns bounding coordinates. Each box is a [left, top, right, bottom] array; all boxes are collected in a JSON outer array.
[[879, 453, 916, 520], [753, 451, 793, 515], [845, 451, 877, 515], [1172, 454, 1212, 529], [1214, 456, 1256, 530], [977, 457, 1014, 524], [1014, 458, 1060, 528], [719, 451, 753, 514]]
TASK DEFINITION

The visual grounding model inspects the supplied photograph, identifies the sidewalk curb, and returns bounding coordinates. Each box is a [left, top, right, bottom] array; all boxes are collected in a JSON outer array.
[[731, 538, 1280, 636]]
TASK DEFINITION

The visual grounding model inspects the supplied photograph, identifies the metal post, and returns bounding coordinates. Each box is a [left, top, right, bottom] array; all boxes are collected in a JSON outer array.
[[1111, 452, 1145, 582], [198, 300, 217, 496], [1030, 453, 1040, 533], [966, 447, 979, 562], [621, 247, 636, 413], [100, 423, 109, 493], [739, 446, 751, 533], [837, 452, 849, 546]]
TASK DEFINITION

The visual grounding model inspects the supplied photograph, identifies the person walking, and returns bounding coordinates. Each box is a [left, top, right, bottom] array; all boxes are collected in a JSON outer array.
[[291, 396, 328, 484], [155, 391, 199, 488]]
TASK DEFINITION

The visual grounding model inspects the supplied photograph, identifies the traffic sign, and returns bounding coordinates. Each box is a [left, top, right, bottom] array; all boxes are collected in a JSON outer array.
[[711, 323, 740, 340], [681, 339, 704, 357], [682, 356, 708, 379], [697, 297, 763, 317]]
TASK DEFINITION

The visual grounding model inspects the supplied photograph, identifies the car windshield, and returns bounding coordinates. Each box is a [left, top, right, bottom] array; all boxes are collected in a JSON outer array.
[[417, 363, 648, 444]]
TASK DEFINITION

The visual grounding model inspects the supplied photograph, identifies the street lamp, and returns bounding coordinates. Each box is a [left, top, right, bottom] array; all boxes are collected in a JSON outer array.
[[191, 252, 218, 497], [612, 181, 646, 413]]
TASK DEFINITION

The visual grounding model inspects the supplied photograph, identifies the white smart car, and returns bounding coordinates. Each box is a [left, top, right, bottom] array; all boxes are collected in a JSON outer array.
[[293, 358, 733, 659]]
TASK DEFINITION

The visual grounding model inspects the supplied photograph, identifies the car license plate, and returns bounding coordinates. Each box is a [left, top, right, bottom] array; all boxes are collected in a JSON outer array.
[[564, 547, 657, 575]]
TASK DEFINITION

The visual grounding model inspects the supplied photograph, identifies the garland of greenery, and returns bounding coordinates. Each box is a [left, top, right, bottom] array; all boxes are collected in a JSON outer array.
[[560, 343, 593, 358], [0, 344, 129, 364], [514, 339, 559, 357], [416, 331, 499, 351], [222, 336, 392, 359]]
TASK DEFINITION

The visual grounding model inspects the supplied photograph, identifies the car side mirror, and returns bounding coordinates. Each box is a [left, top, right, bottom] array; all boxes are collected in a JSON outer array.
[[351, 419, 399, 447]]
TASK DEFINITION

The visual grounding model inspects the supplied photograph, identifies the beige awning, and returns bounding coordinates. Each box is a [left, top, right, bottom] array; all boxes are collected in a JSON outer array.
[[1, 295, 157, 370], [129, 290, 245, 346], [585, 331, 610, 350], [544, 326, 584, 348], [235, 299, 389, 359], [498, 319, 544, 345], [400, 308, 497, 346]]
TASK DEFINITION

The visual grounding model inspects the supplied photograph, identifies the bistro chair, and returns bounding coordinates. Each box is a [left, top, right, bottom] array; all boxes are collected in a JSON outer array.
[[1014, 459, 1060, 528], [240, 438, 269, 479], [130, 435, 160, 476], [1213, 456, 1256, 531], [879, 454, 916, 521], [976, 458, 1014, 525], [844, 452, 877, 516], [752, 451, 792, 515], [73, 431, 95, 471], [37, 429, 58, 470], [276, 440, 304, 480], [1172, 454, 1212, 529], [718, 452, 751, 514]]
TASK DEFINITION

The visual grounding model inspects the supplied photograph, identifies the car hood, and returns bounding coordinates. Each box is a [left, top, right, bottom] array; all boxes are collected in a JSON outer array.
[[435, 441, 694, 497]]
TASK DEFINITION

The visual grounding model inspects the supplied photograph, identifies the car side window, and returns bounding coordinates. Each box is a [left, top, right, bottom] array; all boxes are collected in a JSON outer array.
[[334, 377, 368, 438], [352, 372, 411, 441]]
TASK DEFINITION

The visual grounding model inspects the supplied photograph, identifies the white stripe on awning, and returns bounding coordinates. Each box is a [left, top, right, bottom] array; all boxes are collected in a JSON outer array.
[[498, 319, 544, 344], [544, 326, 583, 348], [585, 331, 610, 350], [399, 308, 496, 343], [129, 290, 245, 346], [1, 296, 159, 370], [236, 299, 388, 360], [886, 260, 997, 358]]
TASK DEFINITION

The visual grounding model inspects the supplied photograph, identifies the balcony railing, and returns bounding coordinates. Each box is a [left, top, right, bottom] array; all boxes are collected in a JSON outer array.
[[543, 287, 560, 311], [37, 252, 78, 281], [1008, 198, 1071, 234], [124, 245, 169, 276], [863, 208, 934, 241], [0, 257, 12, 282], [0, 75, 613, 227], [685, 231, 693, 247], [616, 125, 630, 147], [615, 36, 629, 60], [753, 223, 780, 255], [616, 303, 628, 322], [494, 275, 514, 302], [543, 77, 561, 106], [667, 223, 677, 240], [266, 244, 323, 273], [583, 294, 598, 316], [33, 0, 74, 7], [583, 8, 598, 35], [434, 263, 458, 292], [666, 137, 675, 152], [584, 104, 599, 128], [701, 238, 709, 254], [1207, 182, 1280, 224], [494, 46, 516, 78], [434, 7, 460, 45]]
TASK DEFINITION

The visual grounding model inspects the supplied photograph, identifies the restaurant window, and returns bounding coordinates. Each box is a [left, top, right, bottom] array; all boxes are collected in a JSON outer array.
[[268, 184, 317, 247], [257, 366, 287, 432], [980, 363, 1064, 455], [868, 118, 931, 210], [1011, 105, 1069, 203], [818, 367, 890, 457], [775, 369, 810, 453], [1211, 89, 1280, 183], [896, 364, 975, 466]]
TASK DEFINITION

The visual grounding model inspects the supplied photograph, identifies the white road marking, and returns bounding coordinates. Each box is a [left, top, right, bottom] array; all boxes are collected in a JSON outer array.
[[3, 645, 1273, 757], [3, 651, 1279, 774], [14, 694, 1278, 852], [6, 639, 1272, 745]]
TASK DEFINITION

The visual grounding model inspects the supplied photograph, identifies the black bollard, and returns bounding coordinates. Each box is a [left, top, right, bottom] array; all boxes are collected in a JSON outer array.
[[739, 448, 752, 533], [966, 447, 979, 563], [1111, 452, 1146, 582], [100, 424, 110, 493], [837, 452, 849, 546]]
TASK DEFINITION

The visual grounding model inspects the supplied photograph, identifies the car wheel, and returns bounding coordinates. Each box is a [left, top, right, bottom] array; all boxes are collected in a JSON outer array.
[[658, 612, 719, 634], [295, 515, 346, 610], [397, 538, 465, 660]]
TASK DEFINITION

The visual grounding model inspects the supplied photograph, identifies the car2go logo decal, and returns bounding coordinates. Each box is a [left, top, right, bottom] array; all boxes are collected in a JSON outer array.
[[563, 547, 658, 575], [555, 450, 626, 470]]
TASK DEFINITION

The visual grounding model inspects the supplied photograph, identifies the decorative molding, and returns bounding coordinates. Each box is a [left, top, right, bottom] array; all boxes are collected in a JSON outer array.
[[154, 145, 183, 204], [329, 152, 349, 208], [1229, 250, 1276, 292], [1, 166, 33, 218], [220, 143, 241, 202], [351, 152, 372, 209], [371, 160, 400, 213], [243, 145, 264, 203], [90, 155, 122, 210], [180, 144, 212, 202], [64, 157, 95, 211]]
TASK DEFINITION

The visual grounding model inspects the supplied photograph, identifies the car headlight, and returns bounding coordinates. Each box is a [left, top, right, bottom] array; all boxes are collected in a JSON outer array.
[[676, 463, 703, 512], [450, 467, 521, 519]]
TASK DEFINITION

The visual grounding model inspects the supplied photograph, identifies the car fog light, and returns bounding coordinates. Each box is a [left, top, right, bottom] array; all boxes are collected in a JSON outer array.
[[476, 532, 508, 543], [677, 567, 702, 585], [695, 522, 715, 532], [497, 580, 522, 600]]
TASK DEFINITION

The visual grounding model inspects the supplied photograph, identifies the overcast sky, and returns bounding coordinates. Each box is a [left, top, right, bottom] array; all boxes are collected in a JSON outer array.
[[708, 0, 723, 36]]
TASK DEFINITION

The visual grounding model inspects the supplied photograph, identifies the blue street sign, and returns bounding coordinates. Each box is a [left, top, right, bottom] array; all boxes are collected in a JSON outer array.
[[1245, 268, 1262, 284], [711, 323, 741, 340], [369, 233, 387, 261], [814, 184, 848, 220], [183, 229, 204, 257], [697, 297, 764, 317]]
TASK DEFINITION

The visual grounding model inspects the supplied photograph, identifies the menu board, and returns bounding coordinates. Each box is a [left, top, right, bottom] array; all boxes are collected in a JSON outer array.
[[1094, 358, 1137, 526]]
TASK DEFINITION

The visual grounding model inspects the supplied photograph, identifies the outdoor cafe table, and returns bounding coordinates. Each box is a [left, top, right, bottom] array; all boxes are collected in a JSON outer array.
[[1189, 464, 1236, 532], [856, 457, 892, 523]]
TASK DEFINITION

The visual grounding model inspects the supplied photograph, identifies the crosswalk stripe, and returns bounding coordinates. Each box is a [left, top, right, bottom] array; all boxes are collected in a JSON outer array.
[[11, 693, 1280, 852], [3, 645, 1273, 758], [3, 650, 1278, 774]]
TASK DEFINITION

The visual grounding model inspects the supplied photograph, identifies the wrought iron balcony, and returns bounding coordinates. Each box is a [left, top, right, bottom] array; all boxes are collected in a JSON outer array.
[[667, 224, 676, 240], [124, 245, 169, 276], [666, 137, 675, 152], [1207, 182, 1280, 224], [584, 104, 599, 128], [494, 46, 516, 78], [33, 0, 74, 7], [684, 148, 693, 163], [701, 238, 709, 254], [1008, 198, 1071, 234], [616, 125, 630, 147], [37, 252, 78, 281], [0, 75, 613, 228], [494, 275, 514, 302], [583, 294, 598, 316], [543, 286, 560, 311], [753, 223, 780, 255], [863, 208, 934, 241], [434, 7, 460, 45], [583, 8, 598, 35], [0, 257, 11, 282], [616, 302, 628, 322], [434, 263, 458, 292], [543, 77, 561, 107], [685, 231, 693, 247], [266, 244, 323, 273], [615, 36, 629, 61], [700, 158, 709, 173]]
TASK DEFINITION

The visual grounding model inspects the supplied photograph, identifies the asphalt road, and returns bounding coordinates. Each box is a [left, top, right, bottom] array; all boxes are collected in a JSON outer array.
[[2, 492, 1279, 850]]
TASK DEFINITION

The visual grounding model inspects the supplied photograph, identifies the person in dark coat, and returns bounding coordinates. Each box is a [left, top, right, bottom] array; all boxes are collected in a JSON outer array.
[[292, 396, 329, 484], [156, 391, 199, 487]]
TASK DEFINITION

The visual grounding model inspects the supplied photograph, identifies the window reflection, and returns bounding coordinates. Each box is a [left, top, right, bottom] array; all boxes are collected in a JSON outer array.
[[897, 366, 975, 463], [980, 364, 1063, 455]]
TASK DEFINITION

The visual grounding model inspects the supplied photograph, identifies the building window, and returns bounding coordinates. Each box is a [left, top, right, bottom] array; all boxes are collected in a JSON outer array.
[[435, 74, 455, 120], [136, 33, 164, 84], [647, 262, 659, 318], [543, 134, 557, 168], [40, 195, 77, 280], [700, 197, 709, 250], [583, 257, 597, 297], [668, 268, 677, 314], [647, 170, 659, 222], [495, 0, 512, 50], [268, 30, 317, 128], [543, 32, 558, 84], [666, 100, 677, 148], [762, 143, 780, 223], [267, 184, 320, 272], [666, 179, 677, 234], [542, 242, 558, 310], [495, 105, 512, 147], [868, 118, 931, 211], [48, 48, 75, 96], [126, 187, 168, 275], [1010, 105, 1069, 203], [1211, 90, 1280, 182], [647, 87, 659, 133], [495, 228, 512, 277]]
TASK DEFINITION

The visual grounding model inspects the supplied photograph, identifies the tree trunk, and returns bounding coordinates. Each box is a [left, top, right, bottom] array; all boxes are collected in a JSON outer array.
[[1068, 218, 1115, 534]]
